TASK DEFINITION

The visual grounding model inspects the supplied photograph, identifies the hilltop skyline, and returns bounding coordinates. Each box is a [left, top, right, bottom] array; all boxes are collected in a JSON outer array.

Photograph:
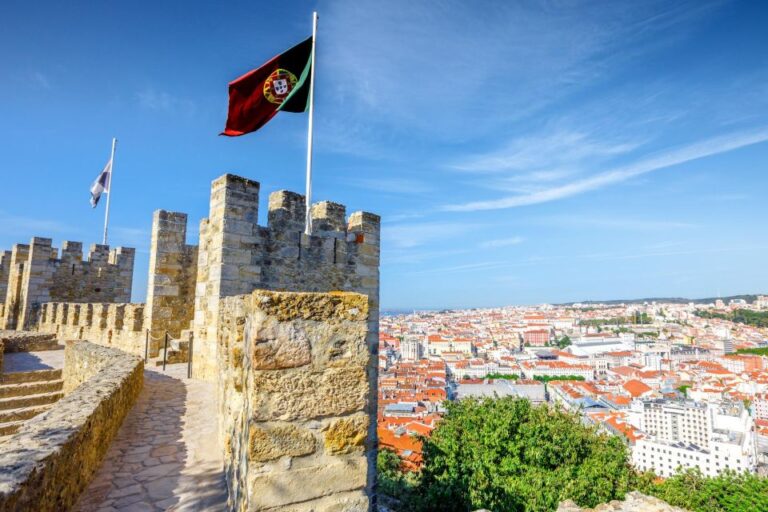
[[1, 0, 767, 309]]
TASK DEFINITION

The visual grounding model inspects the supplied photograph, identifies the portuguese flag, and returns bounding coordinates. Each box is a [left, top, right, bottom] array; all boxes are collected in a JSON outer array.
[[221, 36, 313, 136]]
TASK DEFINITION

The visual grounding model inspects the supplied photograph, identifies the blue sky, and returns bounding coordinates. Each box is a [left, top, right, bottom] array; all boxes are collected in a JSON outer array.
[[1, 0, 766, 309]]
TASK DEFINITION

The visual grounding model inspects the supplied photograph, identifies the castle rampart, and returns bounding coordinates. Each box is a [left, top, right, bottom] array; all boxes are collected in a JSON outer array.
[[145, 210, 198, 350], [0, 237, 134, 331], [217, 290, 374, 511], [191, 174, 381, 381], [3, 171, 381, 510]]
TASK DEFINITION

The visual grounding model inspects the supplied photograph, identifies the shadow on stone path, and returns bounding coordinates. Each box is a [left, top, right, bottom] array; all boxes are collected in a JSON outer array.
[[74, 364, 227, 512]]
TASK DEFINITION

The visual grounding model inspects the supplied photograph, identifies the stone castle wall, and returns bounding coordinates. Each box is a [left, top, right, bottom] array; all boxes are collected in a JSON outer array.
[[218, 290, 374, 511], [192, 174, 380, 382], [0, 340, 143, 511], [145, 210, 198, 349], [0, 237, 134, 331], [37, 302, 146, 355]]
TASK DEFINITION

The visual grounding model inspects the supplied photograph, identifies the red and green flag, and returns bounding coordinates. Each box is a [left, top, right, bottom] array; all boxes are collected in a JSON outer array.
[[221, 36, 313, 136]]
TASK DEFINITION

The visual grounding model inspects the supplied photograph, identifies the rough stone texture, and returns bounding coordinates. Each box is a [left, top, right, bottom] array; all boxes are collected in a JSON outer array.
[[324, 414, 369, 455], [144, 210, 198, 355], [38, 302, 146, 356], [0, 340, 143, 511], [248, 423, 316, 462], [0, 330, 59, 352], [191, 174, 381, 383], [557, 492, 690, 512], [218, 290, 374, 511], [0, 237, 134, 330]]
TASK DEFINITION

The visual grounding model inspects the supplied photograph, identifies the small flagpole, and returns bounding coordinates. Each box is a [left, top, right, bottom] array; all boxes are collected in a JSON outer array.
[[304, 11, 318, 236], [103, 137, 117, 245]]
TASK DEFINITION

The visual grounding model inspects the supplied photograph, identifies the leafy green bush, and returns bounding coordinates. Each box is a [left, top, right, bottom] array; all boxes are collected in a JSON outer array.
[[639, 468, 768, 512], [405, 397, 634, 512]]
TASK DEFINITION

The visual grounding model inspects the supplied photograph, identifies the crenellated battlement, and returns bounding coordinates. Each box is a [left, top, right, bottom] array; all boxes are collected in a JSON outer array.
[[190, 173, 381, 380], [37, 301, 147, 353], [0, 236, 135, 330]]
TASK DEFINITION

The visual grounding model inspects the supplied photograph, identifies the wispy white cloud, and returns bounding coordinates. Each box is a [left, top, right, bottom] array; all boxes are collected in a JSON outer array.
[[323, 0, 721, 137], [349, 177, 432, 195], [31, 71, 51, 89], [453, 130, 641, 174], [532, 216, 698, 231], [0, 212, 76, 238], [136, 88, 196, 114], [444, 128, 768, 211], [382, 221, 479, 249], [480, 237, 524, 249]]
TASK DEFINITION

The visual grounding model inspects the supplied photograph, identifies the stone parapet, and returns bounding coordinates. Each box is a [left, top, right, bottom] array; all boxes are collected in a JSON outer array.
[[218, 290, 374, 511], [0, 237, 135, 330], [0, 340, 143, 511], [38, 302, 147, 356], [145, 210, 198, 351], [557, 492, 689, 511], [192, 173, 381, 383], [0, 331, 59, 352]]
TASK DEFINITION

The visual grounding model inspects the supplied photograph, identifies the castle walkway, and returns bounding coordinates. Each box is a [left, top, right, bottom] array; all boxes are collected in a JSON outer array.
[[74, 363, 227, 512]]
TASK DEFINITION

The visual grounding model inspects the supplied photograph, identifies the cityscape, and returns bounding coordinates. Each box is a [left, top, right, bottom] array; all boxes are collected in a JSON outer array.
[[378, 297, 768, 479]]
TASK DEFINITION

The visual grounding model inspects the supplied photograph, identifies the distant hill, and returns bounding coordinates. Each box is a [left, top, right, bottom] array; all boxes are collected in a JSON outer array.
[[560, 294, 761, 306]]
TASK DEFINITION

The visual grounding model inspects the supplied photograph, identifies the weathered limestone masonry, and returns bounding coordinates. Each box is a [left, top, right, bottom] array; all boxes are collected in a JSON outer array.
[[145, 210, 199, 349], [0, 251, 11, 320], [0, 340, 143, 511], [0, 237, 134, 331], [192, 174, 381, 383], [557, 492, 689, 511], [218, 291, 374, 511], [38, 302, 147, 354]]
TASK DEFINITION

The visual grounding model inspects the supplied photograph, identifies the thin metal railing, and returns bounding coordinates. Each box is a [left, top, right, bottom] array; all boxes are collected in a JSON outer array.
[[187, 333, 194, 379], [162, 332, 169, 371]]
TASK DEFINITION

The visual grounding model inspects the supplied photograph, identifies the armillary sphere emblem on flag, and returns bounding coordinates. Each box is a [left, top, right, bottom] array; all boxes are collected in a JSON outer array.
[[264, 68, 298, 105]]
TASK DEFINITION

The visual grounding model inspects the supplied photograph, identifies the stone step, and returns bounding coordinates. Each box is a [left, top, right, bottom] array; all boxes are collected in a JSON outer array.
[[155, 349, 189, 365], [0, 419, 24, 436], [0, 368, 62, 385], [0, 379, 64, 399], [0, 390, 64, 411], [0, 403, 53, 423]]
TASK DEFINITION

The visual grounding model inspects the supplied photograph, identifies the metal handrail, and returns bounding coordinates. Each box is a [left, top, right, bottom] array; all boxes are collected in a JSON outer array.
[[187, 333, 194, 379], [162, 332, 169, 371]]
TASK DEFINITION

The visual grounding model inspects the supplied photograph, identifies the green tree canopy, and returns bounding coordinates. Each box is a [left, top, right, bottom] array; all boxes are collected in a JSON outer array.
[[639, 468, 768, 512], [409, 397, 635, 512]]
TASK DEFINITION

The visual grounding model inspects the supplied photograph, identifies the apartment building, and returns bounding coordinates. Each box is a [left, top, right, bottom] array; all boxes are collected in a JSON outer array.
[[631, 399, 756, 477]]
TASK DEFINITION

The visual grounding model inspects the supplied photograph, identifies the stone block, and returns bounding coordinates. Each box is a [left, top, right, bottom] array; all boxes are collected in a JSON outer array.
[[247, 457, 367, 509], [323, 414, 369, 455], [276, 490, 369, 512], [250, 314, 312, 370], [249, 291, 368, 323], [249, 367, 367, 421], [248, 423, 316, 462]]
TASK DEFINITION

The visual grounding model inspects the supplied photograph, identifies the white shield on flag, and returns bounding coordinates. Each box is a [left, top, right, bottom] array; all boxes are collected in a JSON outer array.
[[274, 78, 289, 95]]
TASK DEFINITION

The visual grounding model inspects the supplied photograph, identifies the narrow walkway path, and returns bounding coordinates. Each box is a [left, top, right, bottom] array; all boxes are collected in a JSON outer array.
[[2, 349, 64, 372], [75, 364, 227, 512]]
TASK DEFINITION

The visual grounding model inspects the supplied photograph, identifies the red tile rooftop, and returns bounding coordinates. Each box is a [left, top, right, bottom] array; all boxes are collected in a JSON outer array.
[[622, 379, 653, 398]]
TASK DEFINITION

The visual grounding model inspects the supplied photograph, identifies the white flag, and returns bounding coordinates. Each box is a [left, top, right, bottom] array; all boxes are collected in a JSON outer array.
[[90, 159, 112, 208]]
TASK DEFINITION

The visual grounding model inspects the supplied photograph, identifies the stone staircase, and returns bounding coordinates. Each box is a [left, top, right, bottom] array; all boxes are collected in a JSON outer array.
[[0, 368, 64, 440], [155, 332, 191, 366]]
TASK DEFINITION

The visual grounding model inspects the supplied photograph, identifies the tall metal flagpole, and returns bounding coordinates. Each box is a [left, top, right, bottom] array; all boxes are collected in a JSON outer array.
[[304, 12, 318, 236], [103, 137, 117, 245]]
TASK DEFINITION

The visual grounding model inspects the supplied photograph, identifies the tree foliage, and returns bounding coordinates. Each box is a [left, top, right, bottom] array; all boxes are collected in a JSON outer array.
[[403, 397, 635, 512], [486, 373, 520, 380], [533, 375, 585, 382], [695, 308, 768, 328], [638, 468, 768, 512]]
